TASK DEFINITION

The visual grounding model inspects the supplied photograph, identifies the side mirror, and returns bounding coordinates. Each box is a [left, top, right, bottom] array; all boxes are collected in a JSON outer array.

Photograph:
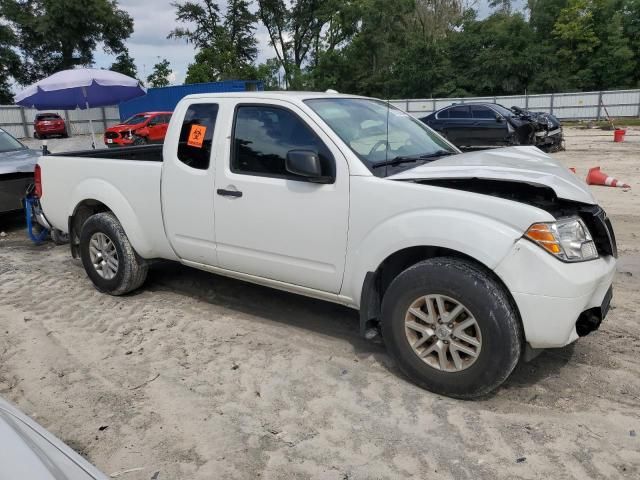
[[495, 114, 504, 123], [285, 150, 332, 183]]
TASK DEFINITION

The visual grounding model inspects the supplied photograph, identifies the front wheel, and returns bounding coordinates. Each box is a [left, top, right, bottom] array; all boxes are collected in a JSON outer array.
[[380, 257, 522, 399], [79, 212, 148, 295]]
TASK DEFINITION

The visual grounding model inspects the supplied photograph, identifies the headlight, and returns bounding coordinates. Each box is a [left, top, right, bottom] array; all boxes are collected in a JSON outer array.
[[525, 217, 598, 262]]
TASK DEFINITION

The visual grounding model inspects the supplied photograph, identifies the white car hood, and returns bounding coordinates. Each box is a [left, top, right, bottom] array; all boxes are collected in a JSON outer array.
[[0, 398, 108, 480], [389, 146, 596, 205]]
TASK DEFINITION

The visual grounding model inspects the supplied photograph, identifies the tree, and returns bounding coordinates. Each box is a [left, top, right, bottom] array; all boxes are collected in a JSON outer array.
[[448, 11, 539, 95], [169, 0, 222, 49], [171, 0, 258, 82], [109, 51, 138, 79], [225, 0, 258, 68], [147, 59, 173, 87], [308, 0, 415, 96], [0, 24, 20, 103], [257, 0, 351, 88], [489, 0, 513, 13], [0, 0, 134, 84], [255, 58, 283, 89]]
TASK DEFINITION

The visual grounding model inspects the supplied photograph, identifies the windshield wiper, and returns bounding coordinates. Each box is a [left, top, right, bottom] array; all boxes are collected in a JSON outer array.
[[371, 150, 455, 169]]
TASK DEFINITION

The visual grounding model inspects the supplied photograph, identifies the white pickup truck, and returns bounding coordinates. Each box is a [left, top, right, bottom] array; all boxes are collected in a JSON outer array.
[[35, 92, 617, 398]]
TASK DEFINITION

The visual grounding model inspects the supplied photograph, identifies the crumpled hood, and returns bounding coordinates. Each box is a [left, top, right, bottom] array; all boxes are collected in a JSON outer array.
[[389, 146, 595, 204], [0, 148, 40, 175]]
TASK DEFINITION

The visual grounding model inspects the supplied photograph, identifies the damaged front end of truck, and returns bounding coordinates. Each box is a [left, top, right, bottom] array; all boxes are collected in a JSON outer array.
[[508, 106, 564, 152]]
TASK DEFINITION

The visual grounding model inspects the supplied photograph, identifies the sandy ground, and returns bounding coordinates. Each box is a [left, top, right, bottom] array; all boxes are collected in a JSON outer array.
[[1, 129, 639, 479]]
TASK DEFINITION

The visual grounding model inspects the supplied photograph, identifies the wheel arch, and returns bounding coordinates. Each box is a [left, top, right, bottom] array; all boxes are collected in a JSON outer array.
[[359, 245, 521, 337], [67, 179, 154, 259], [68, 199, 111, 258]]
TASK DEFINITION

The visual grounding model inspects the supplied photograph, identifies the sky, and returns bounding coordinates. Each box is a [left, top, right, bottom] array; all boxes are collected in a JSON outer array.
[[93, 0, 273, 85], [92, 0, 505, 85]]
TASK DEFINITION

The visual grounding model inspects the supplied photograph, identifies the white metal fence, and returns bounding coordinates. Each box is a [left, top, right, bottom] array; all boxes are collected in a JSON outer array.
[[0, 105, 121, 139], [390, 89, 640, 120]]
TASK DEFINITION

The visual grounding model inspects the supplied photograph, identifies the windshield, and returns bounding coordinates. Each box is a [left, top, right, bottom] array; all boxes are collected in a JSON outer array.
[[305, 98, 456, 177], [123, 114, 150, 125], [493, 104, 515, 117], [0, 128, 26, 153]]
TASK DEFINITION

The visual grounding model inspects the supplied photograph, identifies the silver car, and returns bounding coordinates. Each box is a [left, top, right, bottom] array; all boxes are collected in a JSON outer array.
[[0, 128, 40, 214], [0, 396, 108, 479]]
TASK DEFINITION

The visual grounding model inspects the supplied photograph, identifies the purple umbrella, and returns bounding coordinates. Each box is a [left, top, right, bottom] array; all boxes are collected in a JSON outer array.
[[15, 68, 146, 147]]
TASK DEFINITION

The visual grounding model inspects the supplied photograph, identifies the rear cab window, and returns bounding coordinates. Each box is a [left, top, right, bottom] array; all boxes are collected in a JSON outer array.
[[177, 103, 219, 170]]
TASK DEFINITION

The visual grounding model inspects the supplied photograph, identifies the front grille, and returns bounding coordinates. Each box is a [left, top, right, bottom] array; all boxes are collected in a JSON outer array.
[[105, 131, 120, 139], [581, 207, 617, 258]]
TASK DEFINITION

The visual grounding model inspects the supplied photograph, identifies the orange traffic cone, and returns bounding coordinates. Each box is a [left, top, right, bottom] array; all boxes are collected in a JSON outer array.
[[586, 166, 630, 188]]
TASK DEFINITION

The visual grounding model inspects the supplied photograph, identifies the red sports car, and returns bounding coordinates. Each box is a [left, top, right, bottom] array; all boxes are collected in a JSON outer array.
[[33, 113, 68, 139], [104, 111, 172, 147]]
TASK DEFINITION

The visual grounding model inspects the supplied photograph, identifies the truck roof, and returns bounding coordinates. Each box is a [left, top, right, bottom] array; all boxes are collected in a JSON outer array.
[[181, 91, 367, 102]]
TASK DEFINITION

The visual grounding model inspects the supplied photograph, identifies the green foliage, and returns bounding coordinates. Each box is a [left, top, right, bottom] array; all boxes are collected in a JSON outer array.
[[0, 23, 20, 103], [109, 51, 138, 79], [0, 0, 133, 84], [302, 0, 639, 97], [146, 58, 172, 87], [255, 58, 283, 90], [171, 0, 257, 83]]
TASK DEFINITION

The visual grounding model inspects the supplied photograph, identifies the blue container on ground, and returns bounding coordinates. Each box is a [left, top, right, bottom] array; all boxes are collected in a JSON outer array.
[[118, 80, 264, 120]]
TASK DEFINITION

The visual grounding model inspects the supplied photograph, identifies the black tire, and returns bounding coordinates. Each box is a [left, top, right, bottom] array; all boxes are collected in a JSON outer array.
[[380, 257, 522, 399], [50, 228, 69, 245], [34, 132, 39, 139], [62, 130, 69, 138], [79, 212, 148, 295]]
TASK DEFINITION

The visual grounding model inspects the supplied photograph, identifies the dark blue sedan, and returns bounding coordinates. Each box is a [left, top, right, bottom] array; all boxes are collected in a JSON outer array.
[[420, 103, 563, 152]]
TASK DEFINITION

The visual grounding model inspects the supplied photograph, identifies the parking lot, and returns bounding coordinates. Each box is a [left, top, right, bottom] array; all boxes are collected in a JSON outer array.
[[1, 128, 639, 479]]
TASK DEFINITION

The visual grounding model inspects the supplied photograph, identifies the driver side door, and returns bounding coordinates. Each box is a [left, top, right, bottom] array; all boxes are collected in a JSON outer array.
[[213, 100, 350, 293]]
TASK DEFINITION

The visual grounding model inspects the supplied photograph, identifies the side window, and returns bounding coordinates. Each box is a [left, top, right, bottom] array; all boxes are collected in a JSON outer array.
[[471, 106, 495, 119], [232, 105, 334, 180], [448, 106, 471, 119], [177, 104, 219, 170], [437, 108, 449, 119]]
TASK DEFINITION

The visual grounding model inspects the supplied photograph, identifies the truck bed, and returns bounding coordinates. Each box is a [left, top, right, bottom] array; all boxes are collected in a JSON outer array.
[[55, 144, 164, 162], [38, 149, 175, 259]]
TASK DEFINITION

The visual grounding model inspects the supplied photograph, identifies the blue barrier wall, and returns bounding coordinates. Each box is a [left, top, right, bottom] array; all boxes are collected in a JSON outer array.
[[118, 80, 264, 120]]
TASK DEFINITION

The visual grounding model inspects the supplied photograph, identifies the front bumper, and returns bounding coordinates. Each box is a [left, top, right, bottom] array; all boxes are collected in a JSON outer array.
[[495, 239, 616, 348], [104, 133, 135, 147]]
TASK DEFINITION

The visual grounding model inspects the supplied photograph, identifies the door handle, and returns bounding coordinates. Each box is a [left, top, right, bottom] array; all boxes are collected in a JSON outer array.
[[217, 188, 243, 198]]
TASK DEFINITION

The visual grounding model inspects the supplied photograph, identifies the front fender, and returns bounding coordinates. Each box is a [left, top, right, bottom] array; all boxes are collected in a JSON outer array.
[[69, 178, 155, 257], [342, 209, 524, 307]]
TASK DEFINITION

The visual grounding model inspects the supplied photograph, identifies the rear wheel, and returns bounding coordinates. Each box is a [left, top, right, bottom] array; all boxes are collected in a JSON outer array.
[[380, 257, 522, 399], [79, 212, 148, 295]]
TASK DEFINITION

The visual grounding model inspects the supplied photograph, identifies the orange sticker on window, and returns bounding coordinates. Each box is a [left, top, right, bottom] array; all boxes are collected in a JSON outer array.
[[187, 124, 207, 148]]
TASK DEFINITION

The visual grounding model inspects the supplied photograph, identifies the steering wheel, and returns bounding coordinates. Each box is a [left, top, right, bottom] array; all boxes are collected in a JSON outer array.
[[368, 140, 389, 157]]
